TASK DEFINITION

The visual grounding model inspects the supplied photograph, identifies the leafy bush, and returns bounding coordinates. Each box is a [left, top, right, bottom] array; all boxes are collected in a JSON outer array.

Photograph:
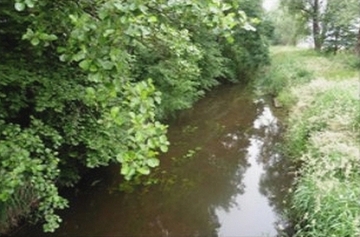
[[0, 0, 269, 234]]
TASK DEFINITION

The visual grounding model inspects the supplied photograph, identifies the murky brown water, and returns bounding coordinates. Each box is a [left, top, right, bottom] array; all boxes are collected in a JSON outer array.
[[13, 84, 293, 237]]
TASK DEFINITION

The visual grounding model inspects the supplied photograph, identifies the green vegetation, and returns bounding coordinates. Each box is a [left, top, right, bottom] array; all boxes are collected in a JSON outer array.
[[289, 82, 360, 237], [3, 0, 355, 234], [0, 0, 269, 234], [269, 0, 360, 53], [257, 46, 359, 236], [255, 47, 314, 108]]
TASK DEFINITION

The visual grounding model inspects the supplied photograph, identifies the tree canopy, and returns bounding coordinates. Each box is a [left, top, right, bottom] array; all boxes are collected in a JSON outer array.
[[276, 0, 360, 52], [0, 0, 269, 234]]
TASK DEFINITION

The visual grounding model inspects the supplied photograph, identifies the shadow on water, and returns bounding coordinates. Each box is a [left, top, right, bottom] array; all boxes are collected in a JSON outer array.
[[13, 84, 294, 237]]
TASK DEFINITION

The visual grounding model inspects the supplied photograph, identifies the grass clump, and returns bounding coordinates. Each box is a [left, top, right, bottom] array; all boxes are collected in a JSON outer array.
[[293, 175, 360, 237], [256, 46, 359, 109], [260, 46, 360, 236], [256, 47, 313, 99], [284, 78, 360, 236]]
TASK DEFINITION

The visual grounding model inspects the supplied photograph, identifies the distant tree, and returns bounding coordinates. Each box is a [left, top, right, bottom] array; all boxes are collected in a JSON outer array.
[[322, 0, 360, 54], [281, 0, 360, 52], [266, 7, 308, 46], [280, 0, 324, 50]]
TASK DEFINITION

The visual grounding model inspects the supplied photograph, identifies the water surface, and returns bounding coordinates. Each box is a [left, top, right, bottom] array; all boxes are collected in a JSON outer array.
[[14, 84, 293, 237]]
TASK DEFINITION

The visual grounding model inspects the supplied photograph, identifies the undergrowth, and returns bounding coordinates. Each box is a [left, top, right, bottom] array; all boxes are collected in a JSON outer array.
[[287, 81, 360, 237], [258, 46, 360, 237], [256, 46, 359, 109], [256, 48, 314, 94]]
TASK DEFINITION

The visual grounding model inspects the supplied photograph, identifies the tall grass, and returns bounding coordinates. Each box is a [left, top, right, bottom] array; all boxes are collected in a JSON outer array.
[[256, 46, 359, 108], [256, 47, 314, 95], [259, 46, 360, 237], [287, 81, 360, 236], [0, 185, 38, 235]]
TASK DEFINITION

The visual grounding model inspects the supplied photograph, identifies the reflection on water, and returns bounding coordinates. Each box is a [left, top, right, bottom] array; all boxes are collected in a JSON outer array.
[[14, 84, 293, 237], [216, 102, 285, 237]]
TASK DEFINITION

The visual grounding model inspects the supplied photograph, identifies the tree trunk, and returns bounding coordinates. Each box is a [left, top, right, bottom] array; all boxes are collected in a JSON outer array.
[[312, 0, 322, 51], [333, 29, 339, 55], [356, 27, 360, 57]]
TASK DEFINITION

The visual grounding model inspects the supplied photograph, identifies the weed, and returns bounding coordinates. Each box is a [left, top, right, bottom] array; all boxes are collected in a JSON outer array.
[[263, 47, 360, 237], [255, 46, 314, 108], [288, 79, 360, 236], [277, 90, 297, 108], [0, 185, 38, 235]]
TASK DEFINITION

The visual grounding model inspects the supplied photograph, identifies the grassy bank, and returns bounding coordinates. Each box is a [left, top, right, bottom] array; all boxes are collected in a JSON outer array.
[[257, 46, 360, 236]]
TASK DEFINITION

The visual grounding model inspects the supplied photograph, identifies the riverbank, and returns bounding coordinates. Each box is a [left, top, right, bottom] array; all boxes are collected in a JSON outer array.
[[258, 46, 360, 236]]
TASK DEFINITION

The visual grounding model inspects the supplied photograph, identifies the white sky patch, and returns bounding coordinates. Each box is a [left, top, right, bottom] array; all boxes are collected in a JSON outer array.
[[262, 0, 279, 11]]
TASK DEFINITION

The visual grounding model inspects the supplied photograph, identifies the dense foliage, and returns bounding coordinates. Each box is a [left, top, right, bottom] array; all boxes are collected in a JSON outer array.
[[321, 0, 360, 53], [0, 0, 269, 234]]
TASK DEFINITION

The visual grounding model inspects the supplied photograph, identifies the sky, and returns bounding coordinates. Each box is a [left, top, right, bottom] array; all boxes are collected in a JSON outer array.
[[262, 0, 279, 11]]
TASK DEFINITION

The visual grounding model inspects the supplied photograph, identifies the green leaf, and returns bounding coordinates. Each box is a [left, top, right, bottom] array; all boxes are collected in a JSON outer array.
[[98, 10, 108, 20], [115, 153, 124, 162], [31, 37, 40, 46], [15, 2, 25, 11], [129, 112, 136, 118], [139, 5, 148, 13], [79, 60, 91, 70], [69, 14, 78, 23], [226, 36, 235, 44], [146, 158, 159, 168], [243, 23, 256, 31], [56, 47, 66, 53], [121, 165, 129, 176], [124, 168, 136, 180], [110, 107, 120, 118], [103, 29, 115, 37], [147, 139, 156, 148], [160, 145, 168, 153], [137, 166, 150, 175], [59, 54, 68, 62], [98, 60, 113, 70], [154, 95, 161, 104], [88, 73, 101, 82], [148, 16, 158, 23], [72, 51, 86, 61], [113, 2, 123, 11], [25, 0, 35, 8], [129, 3, 137, 11], [159, 135, 167, 143], [85, 87, 95, 97], [22, 28, 34, 40]]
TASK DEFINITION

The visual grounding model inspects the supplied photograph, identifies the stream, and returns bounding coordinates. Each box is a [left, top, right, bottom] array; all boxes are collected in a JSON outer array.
[[14, 83, 294, 237]]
